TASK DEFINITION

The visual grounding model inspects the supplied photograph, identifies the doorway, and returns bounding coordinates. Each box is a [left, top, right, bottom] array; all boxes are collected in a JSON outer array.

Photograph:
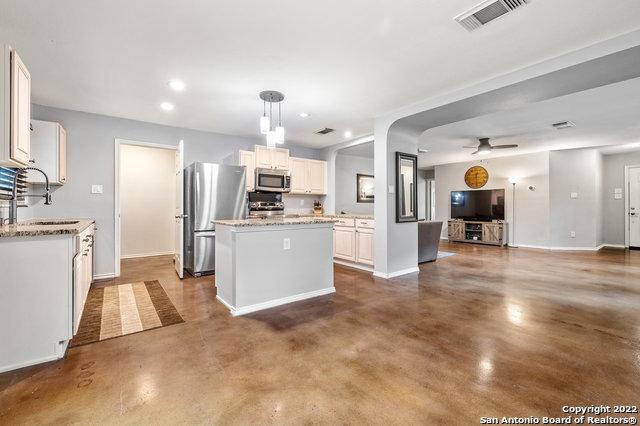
[[626, 165, 640, 248], [114, 139, 181, 277]]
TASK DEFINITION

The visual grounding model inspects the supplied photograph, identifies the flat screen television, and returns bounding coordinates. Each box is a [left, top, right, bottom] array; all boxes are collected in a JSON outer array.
[[450, 189, 505, 221]]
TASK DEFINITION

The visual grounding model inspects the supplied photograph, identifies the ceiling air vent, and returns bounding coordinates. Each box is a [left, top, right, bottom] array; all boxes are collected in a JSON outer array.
[[552, 121, 576, 130], [455, 0, 528, 31], [314, 127, 335, 135]]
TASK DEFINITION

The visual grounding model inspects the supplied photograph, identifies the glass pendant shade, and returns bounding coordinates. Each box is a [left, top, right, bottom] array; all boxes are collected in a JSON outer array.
[[260, 115, 270, 135], [266, 131, 277, 148], [275, 126, 285, 144]]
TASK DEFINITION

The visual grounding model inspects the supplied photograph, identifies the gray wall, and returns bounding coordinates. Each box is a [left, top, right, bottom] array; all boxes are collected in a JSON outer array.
[[19, 105, 321, 277], [549, 149, 602, 248], [434, 151, 550, 247], [602, 151, 640, 245], [334, 154, 374, 215]]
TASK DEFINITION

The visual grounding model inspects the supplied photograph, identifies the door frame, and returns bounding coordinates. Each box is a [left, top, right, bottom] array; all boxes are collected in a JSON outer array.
[[625, 164, 640, 248], [114, 138, 179, 277]]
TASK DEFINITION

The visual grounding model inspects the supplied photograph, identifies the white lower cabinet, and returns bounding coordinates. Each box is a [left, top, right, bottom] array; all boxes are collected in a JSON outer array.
[[355, 228, 374, 265], [333, 218, 374, 269], [333, 226, 356, 261], [0, 222, 95, 373], [74, 226, 94, 334]]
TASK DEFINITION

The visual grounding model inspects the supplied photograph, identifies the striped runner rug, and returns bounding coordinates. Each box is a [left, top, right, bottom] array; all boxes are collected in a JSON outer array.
[[70, 280, 184, 347]]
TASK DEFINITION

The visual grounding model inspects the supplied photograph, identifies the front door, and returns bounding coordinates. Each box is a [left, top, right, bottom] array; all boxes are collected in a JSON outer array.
[[630, 166, 640, 248], [174, 140, 185, 278]]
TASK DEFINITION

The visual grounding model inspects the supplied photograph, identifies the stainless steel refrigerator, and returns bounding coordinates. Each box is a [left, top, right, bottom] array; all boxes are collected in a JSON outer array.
[[184, 162, 247, 276]]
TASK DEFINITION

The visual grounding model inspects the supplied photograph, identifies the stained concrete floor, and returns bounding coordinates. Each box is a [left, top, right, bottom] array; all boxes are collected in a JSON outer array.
[[1, 243, 639, 424]]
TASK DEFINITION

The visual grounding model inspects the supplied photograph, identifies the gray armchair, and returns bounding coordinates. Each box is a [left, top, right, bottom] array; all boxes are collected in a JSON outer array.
[[418, 221, 443, 263]]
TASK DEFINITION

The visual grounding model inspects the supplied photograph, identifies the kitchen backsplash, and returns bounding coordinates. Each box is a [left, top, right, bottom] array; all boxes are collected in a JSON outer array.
[[283, 194, 326, 215]]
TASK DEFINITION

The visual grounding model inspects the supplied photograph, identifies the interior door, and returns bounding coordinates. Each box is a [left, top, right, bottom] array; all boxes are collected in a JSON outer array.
[[630, 166, 640, 248], [174, 140, 184, 278]]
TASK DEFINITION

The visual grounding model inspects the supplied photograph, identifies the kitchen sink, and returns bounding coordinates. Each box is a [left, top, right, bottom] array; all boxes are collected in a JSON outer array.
[[29, 220, 80, 226]]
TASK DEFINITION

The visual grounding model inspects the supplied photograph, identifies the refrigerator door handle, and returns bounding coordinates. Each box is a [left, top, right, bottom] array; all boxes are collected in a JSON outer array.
[[195, 232, 216, 238], [195, 171, 200, 221]]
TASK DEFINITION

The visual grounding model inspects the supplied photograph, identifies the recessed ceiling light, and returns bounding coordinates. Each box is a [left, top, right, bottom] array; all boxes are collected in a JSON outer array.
[[344, 131, 352, 138], [168, 79, 185, 91], [299, 112, 309, 118], [418, 148, 429, 153], [626, 142, 640, 148], [160, 102, 174, 111]]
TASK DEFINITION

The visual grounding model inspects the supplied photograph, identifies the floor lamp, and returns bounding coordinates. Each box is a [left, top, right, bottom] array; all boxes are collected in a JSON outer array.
[[508, 177, 519, 248]]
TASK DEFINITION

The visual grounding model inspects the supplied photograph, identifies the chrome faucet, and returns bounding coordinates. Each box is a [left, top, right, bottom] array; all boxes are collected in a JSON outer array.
[[7, 166, 52, 225]]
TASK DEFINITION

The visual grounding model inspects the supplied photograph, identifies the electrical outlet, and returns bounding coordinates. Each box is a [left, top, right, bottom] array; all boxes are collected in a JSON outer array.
[[570, 192, 578, 199], [388, 185, 395, 194], [570, 231, 576, 238], [283, 238, 291, 250], [91, 184, 103, 194]]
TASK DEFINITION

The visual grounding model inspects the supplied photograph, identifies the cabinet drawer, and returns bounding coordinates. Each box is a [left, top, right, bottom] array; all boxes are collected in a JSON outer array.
[[356, 219, 374, 229], [334, 218, 355, 227]]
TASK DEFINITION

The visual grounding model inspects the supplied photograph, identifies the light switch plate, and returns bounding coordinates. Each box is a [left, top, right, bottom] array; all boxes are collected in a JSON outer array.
[[388, 185, 395, 194], [91, 184, 103, 194], [614, 193, 623, 200], [283, 238, 291, 250], [570, 192, 578, 199], [614, 188, 622, 194], [570, 231, 576, 238]]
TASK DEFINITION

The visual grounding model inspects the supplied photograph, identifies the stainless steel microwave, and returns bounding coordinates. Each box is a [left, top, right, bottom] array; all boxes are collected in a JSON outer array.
[[255, 168, 291, 193]]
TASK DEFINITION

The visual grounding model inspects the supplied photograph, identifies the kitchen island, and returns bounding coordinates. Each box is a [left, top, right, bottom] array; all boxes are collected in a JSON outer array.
[[213, 217, 337, 316]]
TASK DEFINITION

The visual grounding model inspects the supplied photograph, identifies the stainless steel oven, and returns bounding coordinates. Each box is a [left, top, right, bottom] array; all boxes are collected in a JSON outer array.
[[255, 168, 291, 193]]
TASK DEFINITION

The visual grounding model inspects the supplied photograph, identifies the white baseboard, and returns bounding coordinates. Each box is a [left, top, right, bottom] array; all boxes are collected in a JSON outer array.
[[440, 236, 449, 241], [510, 243, 627, 251], [120, 251, 174, 259], [93, 272, 116, 281], [373, 267, 420, 279], [600, 244, 626, 249], [0, 349, 65, 374], [216, 287, 336, 317], [333, 259, 373, 273]]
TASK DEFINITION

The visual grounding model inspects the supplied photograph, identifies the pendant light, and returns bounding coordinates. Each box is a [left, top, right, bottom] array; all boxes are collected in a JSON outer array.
[[259, 91, 285, 148], [275, 102, 285, 144], [260, 100, 270, 135]]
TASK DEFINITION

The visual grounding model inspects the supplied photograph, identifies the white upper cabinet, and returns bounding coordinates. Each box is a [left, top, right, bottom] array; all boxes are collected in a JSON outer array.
[[254, 145, 272, 169], [1, 45, 31, 167], [254, 145, 289, 170], [289, 157, 308, 193], [289, 157, 327, 195], [307, 159, 326, 194], [28, 120, 67, 185], [238, 150, 255, 191], [272, 148, 289, 169]]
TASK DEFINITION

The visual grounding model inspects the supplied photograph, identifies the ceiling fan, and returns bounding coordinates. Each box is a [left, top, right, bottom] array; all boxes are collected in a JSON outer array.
[[464, 137, 518, 155]]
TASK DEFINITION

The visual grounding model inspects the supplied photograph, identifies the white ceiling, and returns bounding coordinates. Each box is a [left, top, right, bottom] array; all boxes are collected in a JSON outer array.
[[418, 77, 640, 167], [1, 1, 640, 148]]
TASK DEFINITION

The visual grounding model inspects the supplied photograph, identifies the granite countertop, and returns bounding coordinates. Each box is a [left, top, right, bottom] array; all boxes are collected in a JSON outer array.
[[0, 218, 95, 238], [214, 217, 338, 227], [302, 213, 374, 220]]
